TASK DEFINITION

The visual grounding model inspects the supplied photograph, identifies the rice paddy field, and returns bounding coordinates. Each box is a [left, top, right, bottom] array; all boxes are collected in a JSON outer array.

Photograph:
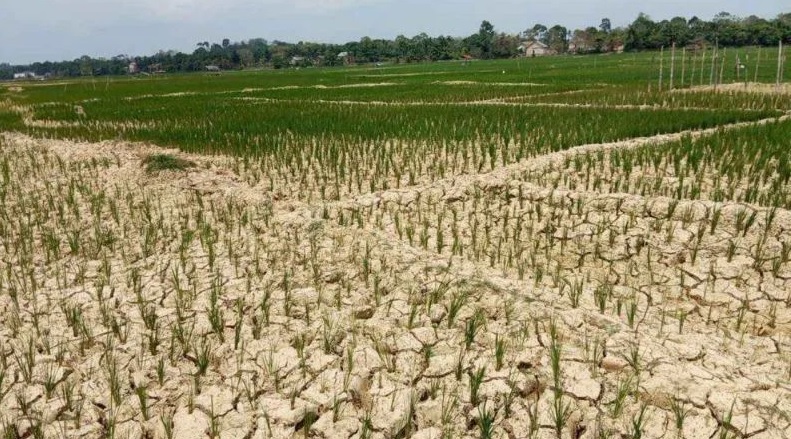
[[1, 50, 791, 439]]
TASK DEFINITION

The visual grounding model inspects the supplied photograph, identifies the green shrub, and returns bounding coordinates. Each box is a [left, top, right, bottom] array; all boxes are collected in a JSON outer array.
[[142, 154, 195, 173]]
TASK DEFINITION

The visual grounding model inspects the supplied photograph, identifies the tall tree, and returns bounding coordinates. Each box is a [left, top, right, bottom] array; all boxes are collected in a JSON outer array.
[[600, 18, 612, 34], [626, 13, 656, 50], [524, 24, 548, 42], [474, 20, 496, 58], [546, 25, 569, 53]]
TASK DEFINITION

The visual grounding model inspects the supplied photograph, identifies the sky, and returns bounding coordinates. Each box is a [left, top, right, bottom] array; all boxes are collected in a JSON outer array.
[[1, 0, 787, 64]]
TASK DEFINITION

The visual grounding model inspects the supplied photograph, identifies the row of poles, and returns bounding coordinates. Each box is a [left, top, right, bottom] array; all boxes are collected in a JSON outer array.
[[656, 41, 786, 91]]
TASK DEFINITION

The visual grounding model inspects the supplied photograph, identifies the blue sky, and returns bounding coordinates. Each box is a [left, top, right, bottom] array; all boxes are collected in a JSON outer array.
[[1, 0, 787, 64]]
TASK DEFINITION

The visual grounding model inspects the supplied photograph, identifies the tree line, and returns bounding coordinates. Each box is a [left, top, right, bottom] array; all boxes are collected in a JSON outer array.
[[1, 11, 789, 79]]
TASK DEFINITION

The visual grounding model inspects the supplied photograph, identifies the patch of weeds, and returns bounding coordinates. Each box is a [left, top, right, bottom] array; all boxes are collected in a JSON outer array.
[[142, 154, 195, 174]]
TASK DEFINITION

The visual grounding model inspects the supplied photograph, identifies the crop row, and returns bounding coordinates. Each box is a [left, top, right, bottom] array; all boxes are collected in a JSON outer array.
[[524, 119, 791, 209]]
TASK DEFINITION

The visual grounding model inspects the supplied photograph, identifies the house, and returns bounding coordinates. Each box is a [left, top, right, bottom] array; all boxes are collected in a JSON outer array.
[[685, 40, 707, 54], [337, 51, 355, 65], [568, 41, 587, 54], [13, 71, 36, 80], [518, 41, 555, 57], [128, 62, 139, 74], [146, 63, 166, 74], [205, 65, 221, 72], [290, 56, 305, 66], [612, 43, 625, 54]]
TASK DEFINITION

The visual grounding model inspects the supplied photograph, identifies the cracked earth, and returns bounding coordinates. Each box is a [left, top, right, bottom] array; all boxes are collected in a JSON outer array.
[[0, 114, 790, 439]]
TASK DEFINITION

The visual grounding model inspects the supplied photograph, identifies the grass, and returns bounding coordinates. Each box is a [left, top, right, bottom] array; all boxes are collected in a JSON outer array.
[[141, 153, 195, 174]]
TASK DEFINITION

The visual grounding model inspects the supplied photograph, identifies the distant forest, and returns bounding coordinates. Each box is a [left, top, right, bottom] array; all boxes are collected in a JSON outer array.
[[2, 11, 790, 79]]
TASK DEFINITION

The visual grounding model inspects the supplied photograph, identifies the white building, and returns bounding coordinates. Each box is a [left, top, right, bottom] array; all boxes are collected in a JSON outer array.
[[13, 72, 35, 80], [518, 41, 556, 57]]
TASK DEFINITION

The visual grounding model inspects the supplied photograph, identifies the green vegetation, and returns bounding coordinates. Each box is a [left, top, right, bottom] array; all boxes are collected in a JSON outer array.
[[539, 119, 791, 208], [141, 154, 195, 174], [1, 11, 788, 78]]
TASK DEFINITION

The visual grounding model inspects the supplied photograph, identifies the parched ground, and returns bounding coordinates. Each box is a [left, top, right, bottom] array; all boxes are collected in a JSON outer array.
[[1, 115, 790, 439]]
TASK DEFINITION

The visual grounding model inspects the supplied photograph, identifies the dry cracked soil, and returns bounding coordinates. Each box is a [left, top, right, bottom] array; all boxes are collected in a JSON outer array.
[[0, 117, 790, 439]]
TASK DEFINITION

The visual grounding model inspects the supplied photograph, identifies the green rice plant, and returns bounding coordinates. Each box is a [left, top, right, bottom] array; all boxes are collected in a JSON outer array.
[[440, 385, 458, 436], [321, 314, 338, 354], [360, 408, 373, 439], [157, 357, 166, 386], [469, 366, 486, 406], [610, 375, 632, 417], [526, 400, 540, 438], [447, 291, 468, 328], [494, 334, 506, 371], [43, 363, 59, 399], [208, 397, 221, 439], [717, 402, 737, 439], [677, 310, 687, 334], [13, 337, 35, 384], [587, 336, 605, 377], [629, 404, 649, 439], [160, 410, 175, 439], [454, 348, 465, 381], [548, 320, 563, 388], [372, 335, 396, 373], [193, 337, 212, 376], [626, 298, 638, 328], [207, 278, 225, 343], [477, 400, 496, 439], [623, 343, 643, 378], [670, 397, 691, 435], [407, 301, 419, 329], [135, 385, 150, 421], [726, 240, 738, 262], [464, 309, 485, 349], [550, 388, 572, 439], [594, 283, 612, 314], [105, 352, 122, 407], [422, 344, 433, 366], [565, 277, 584, 308]]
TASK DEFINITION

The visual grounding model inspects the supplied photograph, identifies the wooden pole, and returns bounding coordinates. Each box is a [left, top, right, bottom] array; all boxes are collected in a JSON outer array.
[[669, 42, 676, 90], [754, 46, 761, 83], [735, 54, 740, 81], [778, 40, 784, 87], [659, 46, 664, 91], [689, 50, 696, 88], [709, 44, 717, 87], [718, 47, 727, 87], [681, 47, 687, 88], [700, 49, 706, 86]]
